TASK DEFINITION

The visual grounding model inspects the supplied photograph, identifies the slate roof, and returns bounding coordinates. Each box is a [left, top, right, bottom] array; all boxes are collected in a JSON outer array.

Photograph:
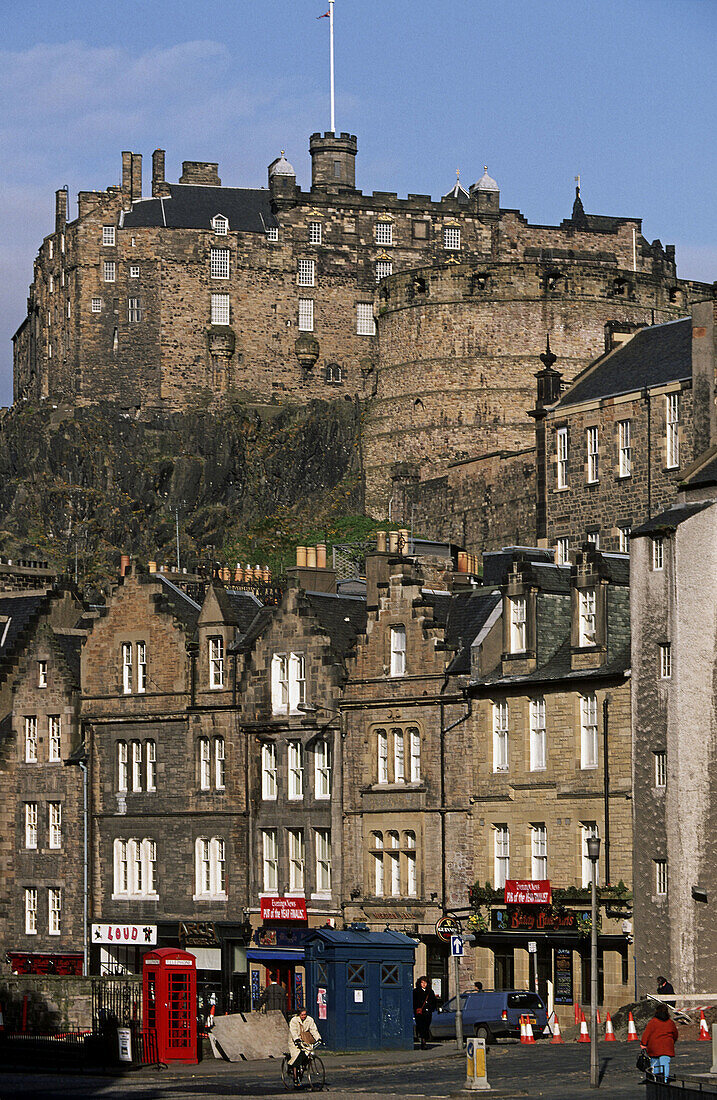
[[445, 589, 502, 673], [122, 184, 278, 233], [232, 605, 274, 653], [217, 587, 264, 634], [0, 593, 48, 657], [556, 317, 691, 409], [153, 575, 201, 634], [53, 631, 82, 687], [305, 592, 367, 656], [482, 548, 556, 587], [679, 445, 717, 490], [631, 500, 713, 537]]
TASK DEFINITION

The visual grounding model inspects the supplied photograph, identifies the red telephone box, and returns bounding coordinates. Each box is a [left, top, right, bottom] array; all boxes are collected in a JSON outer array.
[[142, 947, 198, 1063]]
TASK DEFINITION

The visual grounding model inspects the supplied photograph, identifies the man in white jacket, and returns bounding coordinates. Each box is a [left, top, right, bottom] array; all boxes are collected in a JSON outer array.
[[288, 1007, 321, 1078]]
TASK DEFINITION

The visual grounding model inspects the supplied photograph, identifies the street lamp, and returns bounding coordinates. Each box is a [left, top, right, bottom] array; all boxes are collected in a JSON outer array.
[[587, 834, 601, 1089]]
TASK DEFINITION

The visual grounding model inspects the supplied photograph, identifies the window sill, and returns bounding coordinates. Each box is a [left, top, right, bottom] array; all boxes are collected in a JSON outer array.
[[25, 930, 38, 936], [311, 892, 332, 901], [192, 893, 227, 902], [616, 474, 632, 481], [580, 765, 599, 771], [111, 893, 159, 902], [554, 486, 570, 493]]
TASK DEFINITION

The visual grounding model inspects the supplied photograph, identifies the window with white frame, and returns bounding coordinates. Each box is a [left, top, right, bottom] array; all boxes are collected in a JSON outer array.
[[25, 716, 38, 763], [298, 298, 314, 331], [654, 750, 666, 788], [48, 887, 62, 935], [655, 859, 668, 896], [531, 824, 547, 879], [103, 261, 116, 283], [128, 297, 142, 322], [375, 222, 393, 246], [209, 636, 225, 688], [261, 742, 277, 800], [580, 694, 598, 769], [49, 715, 61, 762], [393, 728, 405, 783], [377, 729, 389, 783], [578, 588, 597, 646], [444, 225, 461, 250], [586, 530, 600, 548], [372, 832, 384, 896], [298, 259, 315, 286], [581, 823, 600, 888], [509, 596, 527, 653], [388, 832, 400, 896], [212, 215, 228, 235], [129, 264, 140, 278], [199, 737, 211, 790], [556, 537, 569, 565], [103, 226, 115, 246], [314, 740, 331, 799], [666, 394, 679, 468], [210, 248, 230, 279], [529, 698, 546, 771], [308, 221, 322, 244], [48, 802, 62, 849], [405, 830, 417, 896], [49, 274, 54, 292], [266, 226, 279, 242], [587, 426, 599, 482], [494, 825, 510, 889], [146, 740, 157, 791], [409, 728, 421, 782], [91, 297, 102, 313], [493, 701, 509, 772], [375, 260, 393, 282], [25, 887, 38, 934], [66, 299, 71, 319], [25, 802, 38, 849], [49, 240, 53, 260], [122, 643, 132, 694], [214, 737, 225, 790], [653, 538, 664, 571], [137, 642, 147, 693], [618, 525, 630, 553], [131, 740, 142, 791], [262, 829, 278, 893], [195, 836, 226, 898], [618, 419, 632, 477], [390, 625, 406, 677], [290, 653, 306, 711], [356, 303, 376, 335], [271, 654, 289, 714], [556, 428, 568, 489], [115, 840, 128, 893], [659, 643, 671, 679], [211, 293, 230, 325], [288, 828, 305, 892], [315, 828, 332, 893], [117, 741, 128, 792], [288, 740, 304, 800], [146, 839, 157, 894]]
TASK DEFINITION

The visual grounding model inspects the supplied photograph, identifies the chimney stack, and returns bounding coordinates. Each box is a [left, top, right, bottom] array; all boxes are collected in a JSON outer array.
[[152, 149, 170, 197], [120, 553, 131, 578], [131, 153, 142, 200], [55, 188, 68, 232]]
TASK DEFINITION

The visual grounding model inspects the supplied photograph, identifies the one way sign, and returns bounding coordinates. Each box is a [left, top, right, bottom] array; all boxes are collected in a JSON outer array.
[[451, 935, 464, 956]]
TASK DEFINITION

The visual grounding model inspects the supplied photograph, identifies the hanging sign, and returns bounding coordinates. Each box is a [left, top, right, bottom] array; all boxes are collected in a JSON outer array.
[[260, 897, 308, 921], [504, 880, 552, 905]]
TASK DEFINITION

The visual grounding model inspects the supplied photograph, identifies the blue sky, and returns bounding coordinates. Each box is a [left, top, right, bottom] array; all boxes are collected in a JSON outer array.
[[2, 0, 715, 406]]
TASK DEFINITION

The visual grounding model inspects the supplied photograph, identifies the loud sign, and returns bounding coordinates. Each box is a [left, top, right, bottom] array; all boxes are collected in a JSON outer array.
[[435, 915, 462, 942]]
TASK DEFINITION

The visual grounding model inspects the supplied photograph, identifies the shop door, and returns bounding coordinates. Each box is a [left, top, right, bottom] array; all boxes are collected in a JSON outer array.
[[427, 939, 448, 1001], [266, 964, 293, 1014], [494, 949, 514, 990]]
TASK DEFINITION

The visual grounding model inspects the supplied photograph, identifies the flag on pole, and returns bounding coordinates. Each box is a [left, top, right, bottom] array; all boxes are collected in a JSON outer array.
[[317, 10, 329, 17]]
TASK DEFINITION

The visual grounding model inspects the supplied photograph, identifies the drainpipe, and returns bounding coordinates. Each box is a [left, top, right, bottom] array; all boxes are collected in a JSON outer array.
[[643, 388, 652, 519], [602, 697, 611, 886], [80, 760, 88, 975]]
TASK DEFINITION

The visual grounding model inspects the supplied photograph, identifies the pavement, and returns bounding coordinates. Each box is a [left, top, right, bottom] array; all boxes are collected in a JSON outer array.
[[0, 1039, 714, 1099]]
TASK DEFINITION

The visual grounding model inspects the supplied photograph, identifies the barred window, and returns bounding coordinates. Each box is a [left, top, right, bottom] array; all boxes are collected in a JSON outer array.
[[298, 259, 315, 287], [356, 303, 376, 335], [655, 859, 668, 896], [212, 215, 228, 235], [211, 293, 230, 325], [129, 265, 140, 278], [654, 751, 666, 788], [659, 643, 671, 679], [308, 222, 322, 244], [266, 226, 279, 242], [91, 297, 102, 313], [443, 226, 461, 250], [210, 249, 230, 279], [375, 222, 393, 246], [298, 298, 314, 332], [375, 260, 393, 283]]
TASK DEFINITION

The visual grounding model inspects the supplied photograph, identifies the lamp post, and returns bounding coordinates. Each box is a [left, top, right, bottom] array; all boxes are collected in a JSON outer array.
[[587, 834, 601, 1088]]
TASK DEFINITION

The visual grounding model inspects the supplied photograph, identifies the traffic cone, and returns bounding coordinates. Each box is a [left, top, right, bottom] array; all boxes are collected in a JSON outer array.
[[523, 1016, 536, 1044], [574, 1002, 580, 1026], [604, 1013, 616, 1041], [627, 1011, 639, 1041], [551, 1015, 564, 1044], [698, 1008, 710, 1040], [519, 1015, 528, 1043], [578, 1011, 591, 1043], [597, 1009, 601, 1026]]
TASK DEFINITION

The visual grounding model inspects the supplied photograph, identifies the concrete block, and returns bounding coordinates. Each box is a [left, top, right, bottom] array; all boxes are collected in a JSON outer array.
[[210, 1010, 290, 1061]]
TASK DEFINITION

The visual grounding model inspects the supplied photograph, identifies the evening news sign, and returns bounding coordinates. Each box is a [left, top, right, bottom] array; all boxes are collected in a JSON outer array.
[[503, 880, 552, 905], [260, 897, 308, 921], [92, 923, 157, 945]]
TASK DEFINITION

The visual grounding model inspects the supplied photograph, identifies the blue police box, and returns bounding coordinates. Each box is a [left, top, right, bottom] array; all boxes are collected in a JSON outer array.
[[304, 924, 417, 1050]]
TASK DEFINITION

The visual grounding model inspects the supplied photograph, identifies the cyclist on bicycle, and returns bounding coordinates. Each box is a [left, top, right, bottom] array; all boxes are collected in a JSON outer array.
[[288, 1007, 321, 1082]]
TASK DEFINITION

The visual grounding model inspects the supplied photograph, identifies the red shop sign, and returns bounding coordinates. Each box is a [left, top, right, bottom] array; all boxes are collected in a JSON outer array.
[[504, 880, 552, 905], [260, 897, 308, 921]]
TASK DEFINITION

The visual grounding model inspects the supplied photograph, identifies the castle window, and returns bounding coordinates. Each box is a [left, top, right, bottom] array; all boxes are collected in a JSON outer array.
[[655, 859, 667, 897], [325, 363, 342, 384], [375, 260, 392, 283], [25, 888, 38, 935], [103, 261, 116, 283], [298, 259, 315, 287], [443, 226, 461, 250], [298, 298, 314, 332], [493, 701, 509, 772], [103, 226, 115, 247], [618, 419, 632, 477], [128, 298, 142, 323], [266, 226, 279, 242], [586, 426, 599, 482], [333, 160, 342, 178], [91, 297, 102, 313], [25, 803, 38, 849], [48, 887, 62, 936], [356, 303, 375, 335], [580, 695, 598, 769], [48, 802, 62, 849], [48, 715, 61, 762], [309, 221, 322, 244], [659, 643, 671, 679], [24, 716, 38, 763], [211, 293, 230, 325], [38, 661, 47, 688], [129, 265, 140, 278], [654, 751, 666, 788], [375, 222, 393, 246], [666, 393, 680, 468], [556, 537, 569, 565], [212, 215, 228, 235], [210, 249, 230, 279]]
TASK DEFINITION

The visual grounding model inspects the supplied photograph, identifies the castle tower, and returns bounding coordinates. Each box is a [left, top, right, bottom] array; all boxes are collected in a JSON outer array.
[[309, 131, 357, 191]]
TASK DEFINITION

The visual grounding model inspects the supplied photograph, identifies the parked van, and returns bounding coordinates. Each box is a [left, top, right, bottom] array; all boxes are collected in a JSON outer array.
[[430, 989, 548, 1043]]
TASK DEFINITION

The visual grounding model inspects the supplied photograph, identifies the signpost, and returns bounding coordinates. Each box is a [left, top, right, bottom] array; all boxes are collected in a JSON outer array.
[[451, 935, 464, 956]]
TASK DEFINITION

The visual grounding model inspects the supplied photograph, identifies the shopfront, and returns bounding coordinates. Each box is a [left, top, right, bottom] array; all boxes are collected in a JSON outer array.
[[247, 897, 314, 1013]]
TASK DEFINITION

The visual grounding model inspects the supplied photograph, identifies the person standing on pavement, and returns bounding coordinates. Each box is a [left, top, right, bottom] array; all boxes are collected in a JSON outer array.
[[256, 973, 288, 1017], [413, 975, 438, 1049], [641, 1003, 678, 1081], [657, 975, 676, 1007]]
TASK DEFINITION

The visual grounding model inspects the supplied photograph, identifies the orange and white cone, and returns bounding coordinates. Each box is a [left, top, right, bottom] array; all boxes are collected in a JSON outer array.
[[551, 1015, 564, 1044], [698, 1008, 710, 1040], [578, 1011, 591, 1043], [627, 1011, 639, 1041], [523, 1016, 536, 1044], [519, 1015, 528, 1043], [597, 1009, 601, 1026], [604, 1013, 616, 1041]]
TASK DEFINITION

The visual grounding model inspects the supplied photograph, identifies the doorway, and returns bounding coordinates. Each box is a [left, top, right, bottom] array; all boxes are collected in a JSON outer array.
[[265, 963, 293, 1014], [528, 945, 552, 1004]]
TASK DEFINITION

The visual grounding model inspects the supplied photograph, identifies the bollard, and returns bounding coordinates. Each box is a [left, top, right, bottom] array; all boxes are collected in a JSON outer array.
[[711, 1024, 717, 1075], [464, 1036, 491, 1091]]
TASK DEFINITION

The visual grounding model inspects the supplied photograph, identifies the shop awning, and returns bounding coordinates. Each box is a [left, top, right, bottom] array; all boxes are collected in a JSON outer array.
[[247, 948, 305, 962]]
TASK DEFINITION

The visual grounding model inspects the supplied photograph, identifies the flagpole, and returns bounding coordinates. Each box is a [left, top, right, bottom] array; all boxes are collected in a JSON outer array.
[[329, 0, 335, 132]]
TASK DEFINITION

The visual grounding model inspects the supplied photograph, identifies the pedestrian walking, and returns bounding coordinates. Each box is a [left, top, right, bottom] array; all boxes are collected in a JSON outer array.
[[657, 975, 676, 1007], [256, 973, 288, 1017], [413, 975, 438, 1049], [641, 1003, 678, 1082]]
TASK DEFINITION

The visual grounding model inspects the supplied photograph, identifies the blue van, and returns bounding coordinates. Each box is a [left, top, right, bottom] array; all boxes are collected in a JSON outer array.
[[430, 989, 548, 1043]]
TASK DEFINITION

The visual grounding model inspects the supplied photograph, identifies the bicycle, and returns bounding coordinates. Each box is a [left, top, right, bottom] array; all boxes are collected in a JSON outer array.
[[281, 1039, 325, 1091]]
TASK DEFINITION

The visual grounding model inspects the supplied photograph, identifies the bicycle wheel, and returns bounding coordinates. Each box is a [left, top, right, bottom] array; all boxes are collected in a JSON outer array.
[[281, 1054, 295, 1090], [307, 1054, 325, 1091]]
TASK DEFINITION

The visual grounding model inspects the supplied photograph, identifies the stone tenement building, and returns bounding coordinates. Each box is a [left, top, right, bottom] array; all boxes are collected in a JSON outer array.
[[13, 133, 710, 489]]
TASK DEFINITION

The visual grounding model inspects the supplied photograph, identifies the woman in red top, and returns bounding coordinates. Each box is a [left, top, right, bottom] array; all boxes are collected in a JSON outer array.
[[641, 1003, 679, 1081]]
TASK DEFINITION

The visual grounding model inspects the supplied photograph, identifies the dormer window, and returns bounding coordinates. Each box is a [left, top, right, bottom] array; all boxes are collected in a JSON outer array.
[[390, 625, 406, 677], [209, 636, 225, 688], [212, 215, 228, 236], [578, 588, 597, 646], [509, 596, 526, 653]]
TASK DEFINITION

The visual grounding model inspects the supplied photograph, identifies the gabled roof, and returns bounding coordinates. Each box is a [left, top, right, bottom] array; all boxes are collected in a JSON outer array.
[[631, 499, 713, 537], [123, 184, 279, 233], [556, 317, 691, 409], [52, 631, 82, 688], [212, 586, 263, 633], [305, 592, 367, 656], [0, 592, 49, 658], [152, 574, 201, 634], [445, 589, 502, 673], [678, 444, 717, 491]]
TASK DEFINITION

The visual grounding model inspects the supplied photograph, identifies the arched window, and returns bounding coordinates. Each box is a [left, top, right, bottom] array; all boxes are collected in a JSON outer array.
[[325, 363, 342, 384], [371, 832, 384, 896]]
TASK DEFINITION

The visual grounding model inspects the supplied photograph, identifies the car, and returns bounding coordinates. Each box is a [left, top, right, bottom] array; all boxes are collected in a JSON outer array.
[[430, 989, 548, 1043]]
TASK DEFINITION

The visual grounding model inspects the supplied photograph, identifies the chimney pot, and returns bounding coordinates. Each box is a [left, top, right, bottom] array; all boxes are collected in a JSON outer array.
[[388, 531, 399, 553], [306, 545, 317, 568], [316, 543, 327, 569], [297, 546, 307, 567], [458, 551, 468, 573], [376, 531, 387, 552], [148, 560, 157, 573], [120, 553, 131, 577]]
